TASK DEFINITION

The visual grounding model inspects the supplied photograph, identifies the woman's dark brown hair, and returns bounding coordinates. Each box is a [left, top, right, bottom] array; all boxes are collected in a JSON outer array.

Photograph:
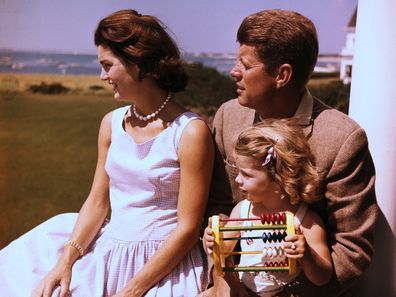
[[95, 9, 188, 93]]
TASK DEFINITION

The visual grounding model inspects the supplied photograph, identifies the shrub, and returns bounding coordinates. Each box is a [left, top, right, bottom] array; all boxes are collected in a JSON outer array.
[[28, 82, 69, 94], [310, 71, 340, 79], [174, 62, 236, 114], [309, 80, 350, 114], [89, 85, 105, 91]]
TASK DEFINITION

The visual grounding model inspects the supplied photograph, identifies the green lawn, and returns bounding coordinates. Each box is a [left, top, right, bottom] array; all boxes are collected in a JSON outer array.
[[0, 91, 121, 248]]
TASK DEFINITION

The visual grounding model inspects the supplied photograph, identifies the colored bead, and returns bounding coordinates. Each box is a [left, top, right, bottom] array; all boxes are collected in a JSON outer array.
[[261, 213, 269, 224], [281, 212, 286, 224], [274, 213, 280, 224], [262, 232, 269, 243], [267, 233, 273, 243]]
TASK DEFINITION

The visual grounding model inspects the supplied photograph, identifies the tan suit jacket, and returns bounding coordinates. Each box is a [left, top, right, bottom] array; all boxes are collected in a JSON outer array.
[[207, 92, 378, 297]]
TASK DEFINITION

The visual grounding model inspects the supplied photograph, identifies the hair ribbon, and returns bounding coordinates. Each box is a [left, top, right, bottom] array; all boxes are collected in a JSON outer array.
[[262, 146, 277, 167]]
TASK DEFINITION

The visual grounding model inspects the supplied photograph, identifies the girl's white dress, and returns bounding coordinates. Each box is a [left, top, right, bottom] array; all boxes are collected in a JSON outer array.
[[238, 200, 307, 297], [0, 106, 207, 297]]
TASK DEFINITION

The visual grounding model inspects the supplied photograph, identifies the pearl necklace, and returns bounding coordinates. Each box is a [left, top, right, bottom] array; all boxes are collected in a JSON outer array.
[[133, 93, 171, 121]]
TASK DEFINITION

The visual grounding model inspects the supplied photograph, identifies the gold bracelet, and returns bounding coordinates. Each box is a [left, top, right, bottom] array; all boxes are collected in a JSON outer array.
[[64, 240, 84, 257]]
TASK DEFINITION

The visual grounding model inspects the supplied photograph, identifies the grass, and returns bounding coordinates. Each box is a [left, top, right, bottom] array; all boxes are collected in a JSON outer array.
[[0, 75, 121, 247]]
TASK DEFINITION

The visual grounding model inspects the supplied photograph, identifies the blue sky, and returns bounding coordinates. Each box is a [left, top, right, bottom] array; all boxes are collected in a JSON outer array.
[[0, 0, 357, 54]]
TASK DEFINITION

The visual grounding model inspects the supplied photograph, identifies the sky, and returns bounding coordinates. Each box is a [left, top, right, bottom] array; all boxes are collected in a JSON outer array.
[[0, 0, 357, 55]]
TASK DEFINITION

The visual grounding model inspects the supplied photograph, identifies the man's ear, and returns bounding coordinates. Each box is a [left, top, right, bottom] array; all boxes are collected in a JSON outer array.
[[275, 64, 292, 88]]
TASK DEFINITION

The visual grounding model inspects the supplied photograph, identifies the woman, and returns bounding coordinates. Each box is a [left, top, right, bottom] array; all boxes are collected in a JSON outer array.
[[0, 9, 213, 297]]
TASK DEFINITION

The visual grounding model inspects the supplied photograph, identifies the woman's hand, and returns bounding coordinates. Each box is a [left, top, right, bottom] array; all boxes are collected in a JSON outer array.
[[32, 261, 72, 297], [111, 281, 146, 297]]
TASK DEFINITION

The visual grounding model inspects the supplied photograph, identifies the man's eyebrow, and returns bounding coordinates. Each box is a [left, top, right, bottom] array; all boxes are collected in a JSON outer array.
[[99, 59, 110, 64]]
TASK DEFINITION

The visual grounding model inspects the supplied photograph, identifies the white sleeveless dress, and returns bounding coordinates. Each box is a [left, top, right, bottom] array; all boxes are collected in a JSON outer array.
[[238, 200, 308, 297], [0, 106, 207, 297]]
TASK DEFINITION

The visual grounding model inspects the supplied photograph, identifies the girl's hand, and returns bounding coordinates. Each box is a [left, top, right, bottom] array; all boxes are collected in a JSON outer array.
[[284, 230, 307, 260], [203, 214, 229, 256], [32, 262, 72, 297], [203, 217, 215, 256]]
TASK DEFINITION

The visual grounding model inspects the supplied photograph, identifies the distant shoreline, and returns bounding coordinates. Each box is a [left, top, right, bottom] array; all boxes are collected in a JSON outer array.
[[0, 49, 340, 76], [0, 47, 342, 57], [0, 72, 110, 95]]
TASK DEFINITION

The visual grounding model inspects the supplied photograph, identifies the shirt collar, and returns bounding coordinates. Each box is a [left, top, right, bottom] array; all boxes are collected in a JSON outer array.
[[253, 88, 313, 126], [293, 88, 313, 126]]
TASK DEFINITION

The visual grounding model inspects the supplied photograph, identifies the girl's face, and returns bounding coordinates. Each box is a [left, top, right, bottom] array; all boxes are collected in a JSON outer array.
[[97, 45, 140, 101], [234, 154, 280, 204]]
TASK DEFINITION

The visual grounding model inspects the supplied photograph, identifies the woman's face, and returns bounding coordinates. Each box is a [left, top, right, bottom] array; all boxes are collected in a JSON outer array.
[[97, 45, 140, 101], [230, 44, 277, 110], [234, 154, 279, 204]]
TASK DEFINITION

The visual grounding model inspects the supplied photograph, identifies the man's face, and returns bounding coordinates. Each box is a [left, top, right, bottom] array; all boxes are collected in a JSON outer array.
[[230, 44, 277, 110]]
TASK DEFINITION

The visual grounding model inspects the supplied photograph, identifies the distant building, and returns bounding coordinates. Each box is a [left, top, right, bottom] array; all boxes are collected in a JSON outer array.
[[340, 8, 357, 84]]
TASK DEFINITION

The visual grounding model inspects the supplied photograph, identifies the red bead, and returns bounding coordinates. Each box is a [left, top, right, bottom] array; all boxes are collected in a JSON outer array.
[[280, 212, 286, 224], [274, 213, 280, 224], [270, 213, 275, 223], [261, 213, 269, 224]]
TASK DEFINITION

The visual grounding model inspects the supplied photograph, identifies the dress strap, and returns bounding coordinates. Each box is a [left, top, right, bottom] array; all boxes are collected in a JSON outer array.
[[172, 112, 199, 149], [240, 199, 251, 218], [111, 105, 130, 139], [294, 203, 308, 229]]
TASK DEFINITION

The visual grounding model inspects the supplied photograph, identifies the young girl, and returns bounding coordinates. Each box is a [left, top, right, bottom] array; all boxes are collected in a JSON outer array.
[[203, 119, 332, 296]]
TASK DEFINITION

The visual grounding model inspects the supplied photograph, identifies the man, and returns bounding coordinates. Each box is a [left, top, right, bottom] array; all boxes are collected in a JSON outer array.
[[206, 9, 378, 297]]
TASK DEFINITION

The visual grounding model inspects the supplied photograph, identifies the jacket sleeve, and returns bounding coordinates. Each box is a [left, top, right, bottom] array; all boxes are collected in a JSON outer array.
[[324, 127, 377, 293], [287, 127, 378, 297]]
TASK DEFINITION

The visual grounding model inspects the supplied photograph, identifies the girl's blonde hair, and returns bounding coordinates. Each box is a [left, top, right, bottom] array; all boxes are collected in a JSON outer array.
[[235, 119, 322, 205]]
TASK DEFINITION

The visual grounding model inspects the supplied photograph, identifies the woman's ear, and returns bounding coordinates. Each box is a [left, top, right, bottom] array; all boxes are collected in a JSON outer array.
[[275, 64, 292, 88]]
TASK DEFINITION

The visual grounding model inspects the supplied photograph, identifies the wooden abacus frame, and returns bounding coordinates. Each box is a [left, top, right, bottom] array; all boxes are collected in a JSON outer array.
[[211, 212, 297, 277]]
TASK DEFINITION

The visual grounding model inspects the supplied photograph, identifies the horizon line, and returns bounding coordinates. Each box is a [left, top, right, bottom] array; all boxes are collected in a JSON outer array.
[[0, 47, 341, 57]]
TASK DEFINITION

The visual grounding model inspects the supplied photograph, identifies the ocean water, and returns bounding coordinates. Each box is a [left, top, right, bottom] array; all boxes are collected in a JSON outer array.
[[0, 49, 236, 76]]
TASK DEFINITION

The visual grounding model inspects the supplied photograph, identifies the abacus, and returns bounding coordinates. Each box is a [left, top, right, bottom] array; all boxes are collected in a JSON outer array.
[[211, 212, 297, 277]]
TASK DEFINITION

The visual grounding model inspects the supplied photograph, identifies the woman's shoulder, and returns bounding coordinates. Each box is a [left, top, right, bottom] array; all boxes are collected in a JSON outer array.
[[173, 110, 199, 123], [102, 105, 130, 130], [98, 106, 128, 140], [177, 112, 210, 139], [111, 105, 130, 119]]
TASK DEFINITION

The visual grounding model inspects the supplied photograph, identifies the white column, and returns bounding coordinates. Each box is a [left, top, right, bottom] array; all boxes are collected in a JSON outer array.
[[349, 0, 396, 296]]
